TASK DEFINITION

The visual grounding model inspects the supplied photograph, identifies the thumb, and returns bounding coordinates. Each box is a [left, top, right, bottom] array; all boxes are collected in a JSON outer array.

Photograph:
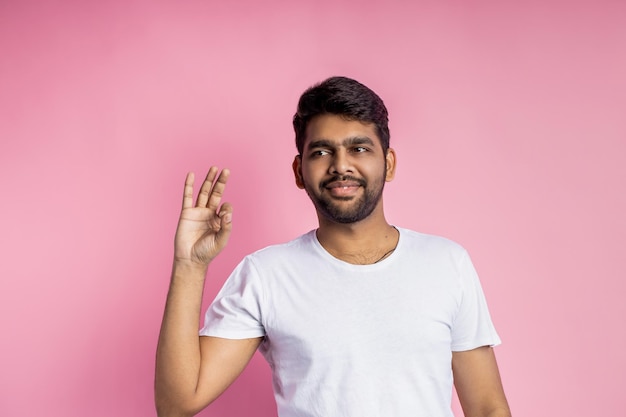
[[216, 203, 233, 245]]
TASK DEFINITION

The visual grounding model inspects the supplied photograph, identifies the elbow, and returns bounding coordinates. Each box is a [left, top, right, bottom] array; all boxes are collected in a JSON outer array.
[[155, 399, 183, 417], [486, 406, 512, 417], [155, 402, 173, 417], [155, 389, 216, 417], [155, 393, 201, 417], [155, 402, 196, 417]]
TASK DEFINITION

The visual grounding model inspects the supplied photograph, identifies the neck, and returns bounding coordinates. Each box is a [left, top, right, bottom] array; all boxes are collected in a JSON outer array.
[[315, 210, 399, 265]]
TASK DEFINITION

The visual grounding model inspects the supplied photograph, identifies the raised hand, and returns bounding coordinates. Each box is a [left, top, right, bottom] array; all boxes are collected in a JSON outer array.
[[174, 167, 233, 267]]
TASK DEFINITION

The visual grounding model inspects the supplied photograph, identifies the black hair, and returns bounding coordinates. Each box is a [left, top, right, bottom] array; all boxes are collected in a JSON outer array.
[[293, 76, 390, 155]]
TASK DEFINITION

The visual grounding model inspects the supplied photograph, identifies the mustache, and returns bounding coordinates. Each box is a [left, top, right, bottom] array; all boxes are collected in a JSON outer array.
[[321, 175, 367, 188]]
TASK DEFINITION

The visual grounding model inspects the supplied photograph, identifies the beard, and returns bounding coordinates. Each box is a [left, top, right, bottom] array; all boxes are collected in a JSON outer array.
[[304, 174, 386, 224]]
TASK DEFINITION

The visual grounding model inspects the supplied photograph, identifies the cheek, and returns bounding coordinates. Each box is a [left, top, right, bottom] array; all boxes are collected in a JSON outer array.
[[301, 161, 322, 180], [298, 166, 313, 187], [302, 171, 319, 188]]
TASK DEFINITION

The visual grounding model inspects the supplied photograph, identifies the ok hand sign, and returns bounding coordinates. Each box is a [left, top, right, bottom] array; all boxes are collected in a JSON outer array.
[[174, 167, 233, 267]]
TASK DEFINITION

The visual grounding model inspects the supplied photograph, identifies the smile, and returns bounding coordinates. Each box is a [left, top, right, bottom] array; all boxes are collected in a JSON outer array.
[[325, 181, 361, 197]]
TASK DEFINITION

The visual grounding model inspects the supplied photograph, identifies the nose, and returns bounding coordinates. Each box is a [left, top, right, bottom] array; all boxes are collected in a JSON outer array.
[[329, 148, 353, 175]]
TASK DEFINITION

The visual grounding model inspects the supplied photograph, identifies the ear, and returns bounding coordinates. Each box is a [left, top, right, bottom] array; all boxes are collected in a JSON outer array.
[[292, 155, 305, 189], [385, 148, 397, 182]]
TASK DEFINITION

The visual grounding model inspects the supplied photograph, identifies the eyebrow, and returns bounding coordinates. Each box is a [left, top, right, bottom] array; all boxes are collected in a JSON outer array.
[[306, 136, 376, 150]]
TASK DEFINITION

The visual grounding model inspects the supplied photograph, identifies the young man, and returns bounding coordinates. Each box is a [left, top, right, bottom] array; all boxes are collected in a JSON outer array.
[[155, 77, 511, 417]]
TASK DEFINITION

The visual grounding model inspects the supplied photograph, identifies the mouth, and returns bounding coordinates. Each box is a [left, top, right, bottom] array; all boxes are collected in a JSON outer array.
[[322, 177, 365, 198]]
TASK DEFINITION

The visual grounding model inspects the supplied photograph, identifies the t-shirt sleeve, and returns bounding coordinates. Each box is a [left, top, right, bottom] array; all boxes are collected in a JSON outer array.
[[450, 250, 501, 351], [199, 256, 266, 339]]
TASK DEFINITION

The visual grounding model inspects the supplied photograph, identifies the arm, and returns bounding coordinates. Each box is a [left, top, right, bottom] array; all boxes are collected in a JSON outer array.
[[452, 346, 511, 417], [155, 168, 263, 417]]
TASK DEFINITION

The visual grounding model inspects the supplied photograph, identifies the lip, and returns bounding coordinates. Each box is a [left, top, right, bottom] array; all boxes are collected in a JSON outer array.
[[325, 180, 361, 189], [324, 181, 361, 197]]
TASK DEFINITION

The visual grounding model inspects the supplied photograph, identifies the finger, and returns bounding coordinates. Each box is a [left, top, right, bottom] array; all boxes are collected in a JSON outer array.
[[206, 168, 230, 212], [216, 203, 234, 246], [182, 172, 195, 209], [218, 202, 233, 223], [196, 167, 219, 208]]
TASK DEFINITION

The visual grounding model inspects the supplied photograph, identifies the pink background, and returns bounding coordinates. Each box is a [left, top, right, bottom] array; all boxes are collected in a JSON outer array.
[[1, 0, 624, 416]]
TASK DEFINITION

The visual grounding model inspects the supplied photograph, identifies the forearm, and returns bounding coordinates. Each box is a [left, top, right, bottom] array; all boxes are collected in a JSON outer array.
[[155, 261, 208, 416]]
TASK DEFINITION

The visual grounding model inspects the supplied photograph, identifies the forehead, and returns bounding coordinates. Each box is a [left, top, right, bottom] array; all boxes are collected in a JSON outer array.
[[304, 114, 381, 149]]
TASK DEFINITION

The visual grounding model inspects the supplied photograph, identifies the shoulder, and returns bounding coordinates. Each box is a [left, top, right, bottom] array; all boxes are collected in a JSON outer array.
[[245, 230, 318, 264], [397, 227, 467, 256], [394, 227, 473, 277], [220, 231, 318, 291]]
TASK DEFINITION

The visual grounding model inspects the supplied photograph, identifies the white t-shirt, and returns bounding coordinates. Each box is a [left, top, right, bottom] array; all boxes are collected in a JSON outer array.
[[200, 228, 501, 417]]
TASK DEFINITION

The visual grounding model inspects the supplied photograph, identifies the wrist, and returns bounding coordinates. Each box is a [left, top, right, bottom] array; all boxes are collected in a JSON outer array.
[[171, 259, 209, 281]]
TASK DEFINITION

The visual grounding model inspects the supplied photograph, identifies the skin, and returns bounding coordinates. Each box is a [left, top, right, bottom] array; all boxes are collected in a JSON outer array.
[[292, 113, 399, 264], [155, 115, 511, 416], [155, 168, 263, 417]]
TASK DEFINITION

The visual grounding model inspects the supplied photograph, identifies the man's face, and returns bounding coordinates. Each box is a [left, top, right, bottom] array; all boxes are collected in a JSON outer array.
[[293, 113, 396, 224]]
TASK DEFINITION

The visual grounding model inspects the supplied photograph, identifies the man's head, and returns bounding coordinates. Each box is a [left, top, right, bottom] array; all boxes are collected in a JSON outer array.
[[292, 77, 396, 225], [293, 76, 390, 155]]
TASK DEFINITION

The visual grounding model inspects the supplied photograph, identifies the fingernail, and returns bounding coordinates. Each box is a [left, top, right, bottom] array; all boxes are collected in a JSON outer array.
[[223, 213, 232, 223]]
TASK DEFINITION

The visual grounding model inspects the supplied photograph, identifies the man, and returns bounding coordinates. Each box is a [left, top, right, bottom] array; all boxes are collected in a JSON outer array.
[[155, 76, 511, 417]]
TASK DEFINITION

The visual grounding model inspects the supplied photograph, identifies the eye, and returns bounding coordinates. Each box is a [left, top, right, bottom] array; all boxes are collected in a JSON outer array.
[[352, 146, 369, 153], [311, 149, 330, 157]]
